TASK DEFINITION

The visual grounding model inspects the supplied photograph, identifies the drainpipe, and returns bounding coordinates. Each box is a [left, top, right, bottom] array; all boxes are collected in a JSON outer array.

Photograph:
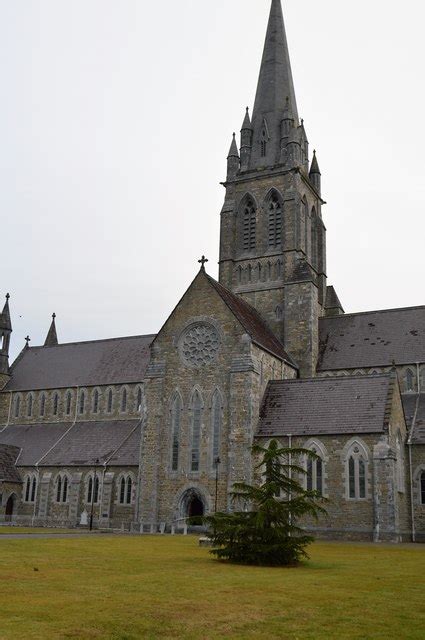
[[135, 394, 147, 528]]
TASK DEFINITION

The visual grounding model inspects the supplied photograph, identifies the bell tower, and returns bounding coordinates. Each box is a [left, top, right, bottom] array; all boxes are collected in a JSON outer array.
[[219, 0, 327, 376]]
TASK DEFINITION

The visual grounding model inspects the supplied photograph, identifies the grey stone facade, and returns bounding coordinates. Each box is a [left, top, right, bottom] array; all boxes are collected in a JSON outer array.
[[0, 0, 424, 541]]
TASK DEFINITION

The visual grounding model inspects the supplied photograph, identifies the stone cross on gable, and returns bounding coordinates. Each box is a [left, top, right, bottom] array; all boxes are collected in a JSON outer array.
[[25, 335, 31, 347], [198, 255, 208, 271]]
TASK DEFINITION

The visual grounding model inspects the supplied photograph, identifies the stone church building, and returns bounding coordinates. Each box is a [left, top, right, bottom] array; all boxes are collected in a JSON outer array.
[[1, 0, 424, 542]]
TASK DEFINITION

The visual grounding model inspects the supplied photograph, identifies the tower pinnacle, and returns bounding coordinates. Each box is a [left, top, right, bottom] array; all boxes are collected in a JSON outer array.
[[44, 313, 59, 346]]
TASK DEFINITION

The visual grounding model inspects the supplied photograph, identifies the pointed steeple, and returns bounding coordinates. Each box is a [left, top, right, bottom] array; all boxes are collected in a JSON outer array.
[[250, 0, 299, 167], [0, 294, 11, 331], [44, 313, 58, 347], [226, 133, 240, 180], [309, 150, 321, 193], [241, 107, 252, 131]]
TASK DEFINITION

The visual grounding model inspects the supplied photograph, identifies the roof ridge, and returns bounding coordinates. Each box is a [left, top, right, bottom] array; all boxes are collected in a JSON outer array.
[[269, 373, 392, 384], [26, 334, 157, 350], [320, 305, 425, 320]]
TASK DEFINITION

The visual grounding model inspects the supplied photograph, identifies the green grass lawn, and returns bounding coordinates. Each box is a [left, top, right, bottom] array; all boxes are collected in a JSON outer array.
[[0, 527, 76, 535], [0, 536, 423, 640]]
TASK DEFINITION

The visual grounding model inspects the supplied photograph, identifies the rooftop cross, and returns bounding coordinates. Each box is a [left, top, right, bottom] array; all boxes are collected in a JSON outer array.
[[25, 335, 31, 347], [198, 255, 208, 271]]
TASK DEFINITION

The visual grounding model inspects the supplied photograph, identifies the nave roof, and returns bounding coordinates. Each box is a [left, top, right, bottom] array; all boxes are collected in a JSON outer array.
[[319, 306, 425, 371], [6, 334, 155, 391]]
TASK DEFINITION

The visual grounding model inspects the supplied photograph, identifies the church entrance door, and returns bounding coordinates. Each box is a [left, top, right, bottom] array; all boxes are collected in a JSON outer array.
[[187, 495, 204, 518], [5, 494, 15, 521]]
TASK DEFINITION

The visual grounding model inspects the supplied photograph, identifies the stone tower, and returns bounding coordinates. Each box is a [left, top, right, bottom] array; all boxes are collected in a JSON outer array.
[[0, 294, 12, 388], [218, 0, 327, 376]]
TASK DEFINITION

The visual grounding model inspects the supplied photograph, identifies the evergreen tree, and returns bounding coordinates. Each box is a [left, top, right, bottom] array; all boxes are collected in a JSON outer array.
[[203, 440, 327, 566]]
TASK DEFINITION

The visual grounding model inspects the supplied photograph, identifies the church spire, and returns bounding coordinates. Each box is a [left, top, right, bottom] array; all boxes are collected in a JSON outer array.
[[250, 0, 299, 167], [44, 313, 59, 347], [0, 294, 12, 378]]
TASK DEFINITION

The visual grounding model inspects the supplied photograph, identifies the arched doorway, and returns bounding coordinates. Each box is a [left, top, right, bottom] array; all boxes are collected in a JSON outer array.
[[187, 495, 204, 518], [5, 494, 15, 521]]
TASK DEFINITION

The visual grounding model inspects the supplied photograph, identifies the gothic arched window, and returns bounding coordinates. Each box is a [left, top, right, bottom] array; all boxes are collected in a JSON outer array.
[[53, 392, 59, 416], [118, 474, 133, 505], [87, 474, 100, 504], [121, 388, 127, 413], [421, 471, 425, 505], [107, 389, 113, 413], [27, 394, 33, 418], [191, 391, 202, 472], [55, 474, 69, 503], [136, 386, 143, 412], [305, 441, 326, 496], [268, 194, 282, 248], [346, 441, 368, 500], [211, 390, 222, 464], [242, 197, 256, 252], [406, 369, 415, 392], [171, 393, 182, 472], [79, 391, 85, 415], [93, 389, 99, 414], [24, 474, 37, 503], [66, 391, 72, 416], [40, 393, 46, 417]]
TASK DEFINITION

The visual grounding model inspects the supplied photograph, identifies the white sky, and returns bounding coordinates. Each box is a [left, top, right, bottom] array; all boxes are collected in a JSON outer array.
[[1, 0, 424, 360]]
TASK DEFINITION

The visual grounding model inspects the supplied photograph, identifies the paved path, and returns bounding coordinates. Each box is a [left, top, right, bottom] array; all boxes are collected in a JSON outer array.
[[0, 532, 114, 540]]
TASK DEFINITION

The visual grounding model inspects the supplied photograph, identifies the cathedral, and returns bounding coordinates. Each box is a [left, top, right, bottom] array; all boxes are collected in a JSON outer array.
[[1, 0, 424, 542]]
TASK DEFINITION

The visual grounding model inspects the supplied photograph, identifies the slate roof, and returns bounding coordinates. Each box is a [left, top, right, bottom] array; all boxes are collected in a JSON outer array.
[[207, 275, 296, 366], [258, 374, 394, 438], [403, 394, 425, 445], [0, 420, 141, 467], [6, 335, 155, 391], [318, 306, 425, 371], [0, 445, 21, 483]]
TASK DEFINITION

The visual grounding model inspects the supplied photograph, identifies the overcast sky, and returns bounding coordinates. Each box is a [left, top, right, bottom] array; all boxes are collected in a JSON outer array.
[[1, 0, 424, 360]]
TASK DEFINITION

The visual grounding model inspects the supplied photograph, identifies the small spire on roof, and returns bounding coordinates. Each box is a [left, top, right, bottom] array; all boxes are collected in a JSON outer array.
[[44, 313, 59, 347], [310, 149, 321, 175], [0, 293, 12, 331], [227, 132, 239, 159], [241, 107, 252, 130]]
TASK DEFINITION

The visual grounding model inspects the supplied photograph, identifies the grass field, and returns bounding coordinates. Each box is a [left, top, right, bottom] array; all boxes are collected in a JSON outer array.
[[0, 527, 76, 535], [0, 535, 423, 640]]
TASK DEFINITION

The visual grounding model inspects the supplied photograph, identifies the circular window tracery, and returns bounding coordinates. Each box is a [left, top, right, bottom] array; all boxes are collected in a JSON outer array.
[[180, 323, 220, 367]]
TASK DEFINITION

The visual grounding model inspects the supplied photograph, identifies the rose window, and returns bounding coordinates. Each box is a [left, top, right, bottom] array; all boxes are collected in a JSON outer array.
[[180, 323, 220, 367]]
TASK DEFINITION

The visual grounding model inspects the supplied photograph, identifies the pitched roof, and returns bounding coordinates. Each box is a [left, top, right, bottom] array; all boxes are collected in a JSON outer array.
[[318, 306, 425, 371], [0, 420, 141, 466], [0, 444, 21, 483], [258, 374, 394, 438], [403, 394, 425, 445], [6, 335, 155, 391], [207, 275, 296, 365]]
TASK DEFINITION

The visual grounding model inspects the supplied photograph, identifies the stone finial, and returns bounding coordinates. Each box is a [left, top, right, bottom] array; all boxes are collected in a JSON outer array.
[[198, 256, 209, 271]]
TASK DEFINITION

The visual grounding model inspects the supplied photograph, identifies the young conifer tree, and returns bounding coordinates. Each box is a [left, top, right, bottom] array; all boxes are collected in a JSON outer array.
[[203, 440, 327, 566]]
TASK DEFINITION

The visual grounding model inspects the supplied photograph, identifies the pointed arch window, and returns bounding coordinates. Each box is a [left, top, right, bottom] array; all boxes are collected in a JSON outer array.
[[421, 472, 425, 505], [118, 474, 133, 505], [305, 442, 326, 496], [191, 391, 202, 472], [268, 193, 282, 247], [346, 442, 368, 500], [93, 389, 99, 414], [87, 474, 100, 504], [211, 390, 222, 464], [14, 394, 21, 419], [78, 391, 85, 415], [27, 393, 33, 418], [242, 198, 256, 251], [406, 369, 415, 392], [66, 391, 72, 416], [40, 393, 46, 417], [24, 474, 37, 503], [121, 388, 127, 413], [55, 474, 69, 503], [53, 392, 59, 417], [107, 389, 113, 413], [171, 394, 182, 472]]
